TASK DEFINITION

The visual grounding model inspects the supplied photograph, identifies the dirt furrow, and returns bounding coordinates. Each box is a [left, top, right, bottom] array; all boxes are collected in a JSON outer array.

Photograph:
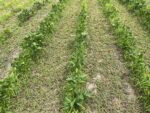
[[10, 0, 81, 112], [0, 1, 54, 79], [85, 0, 145, 112]]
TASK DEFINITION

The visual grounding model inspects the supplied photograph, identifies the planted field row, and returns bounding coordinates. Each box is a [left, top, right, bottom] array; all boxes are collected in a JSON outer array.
[[0, 0, 50, 47], [100, 0, 150, 111], [0, 0, 34, 24], [0, 0, 22, 10], [18, 0, 49, 24], [0, 0, 54, 82], [85, 0, 144, 112], [0, 0, 149, 112], [9, 0, 82, 112], [61, 0, 90, 112], [118, 0, 150, 31], [0, 0, 68, 112], [111, 0, 150, 68]]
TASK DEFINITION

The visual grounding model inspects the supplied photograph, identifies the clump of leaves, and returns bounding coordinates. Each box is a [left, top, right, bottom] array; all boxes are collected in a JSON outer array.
[[43, 0, 49, 4], [11, 32, 45, 75], [18, 9, 34, 23], [40, 3, 64, 34], [22, 32, 45, 60], [32, 1, 43, 11], [18, 0, 49, 24]]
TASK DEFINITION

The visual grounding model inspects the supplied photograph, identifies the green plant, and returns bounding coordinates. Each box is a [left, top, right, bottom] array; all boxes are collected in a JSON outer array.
[[100, 0, 150, 111], [22, 32, 45, 59], [32, 1, 43, 11], [0, 0, 68, 112], [18, 9, 34, 23], [43, 0, 49, 4], [0, 0, 35, 23], [17, 0, 49, 24], [62, 0, 90, 112], [12, 0, 35, 13], [0, 0, 22, 10], [118, 0, 150, 31]]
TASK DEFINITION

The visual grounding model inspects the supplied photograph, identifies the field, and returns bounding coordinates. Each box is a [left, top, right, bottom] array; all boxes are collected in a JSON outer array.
[[0, 0, 150, 113]]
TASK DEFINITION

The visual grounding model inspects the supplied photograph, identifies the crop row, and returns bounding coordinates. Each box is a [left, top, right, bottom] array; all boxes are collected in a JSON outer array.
[[0, 0, 68, 112], [18, 0, 49, 24], [99, 0, 150, 112], [61, 0, 90, 112], [118, 0, 150, 31], [0, 0, 34, 24], [0, 0, 22, 10], [0, 0, 49, 47], [0, 0, 46, 48]]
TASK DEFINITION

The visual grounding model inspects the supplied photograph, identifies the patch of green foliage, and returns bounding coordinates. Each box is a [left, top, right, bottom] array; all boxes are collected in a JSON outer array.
[[18, 0, 49, 24], [100, 0, 150, 112], [0, 0, 67, 112], [0, 0, 21, 10], [118, 0, 150, 31], [32, 1, 43, 11], [61, 0, 91, 112], [0, 0, 34, 24], [18, 9, 34, 23], [12, 0, 35, 13]]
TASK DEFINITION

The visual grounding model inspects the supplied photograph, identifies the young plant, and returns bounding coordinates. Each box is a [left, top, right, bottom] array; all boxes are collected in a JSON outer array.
[[32, 1, 43, 11], [18, 9, 34, 23]]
